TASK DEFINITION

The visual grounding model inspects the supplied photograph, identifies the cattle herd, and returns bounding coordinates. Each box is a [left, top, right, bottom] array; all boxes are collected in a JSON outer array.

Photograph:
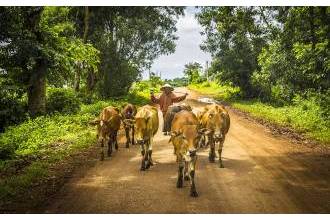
[[90, 102, 230, 197]]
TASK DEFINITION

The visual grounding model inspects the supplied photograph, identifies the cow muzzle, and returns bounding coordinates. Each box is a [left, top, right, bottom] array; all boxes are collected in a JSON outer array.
[[189, 149, 197, 157], [214, 133, 223, 142], [136, 139, 146, 145]]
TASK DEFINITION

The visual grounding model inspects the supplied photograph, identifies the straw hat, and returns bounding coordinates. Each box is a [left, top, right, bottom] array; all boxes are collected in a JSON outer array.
[[160, 83, 174, 91]]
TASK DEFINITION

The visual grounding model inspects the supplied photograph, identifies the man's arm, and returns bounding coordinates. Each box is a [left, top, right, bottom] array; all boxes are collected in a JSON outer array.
[[150, 92, 160, 104], [171, 92, 188, 103]]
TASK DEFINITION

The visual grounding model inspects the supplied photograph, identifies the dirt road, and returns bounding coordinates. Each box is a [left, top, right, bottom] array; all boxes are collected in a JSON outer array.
[[41, 88, 330, 213]]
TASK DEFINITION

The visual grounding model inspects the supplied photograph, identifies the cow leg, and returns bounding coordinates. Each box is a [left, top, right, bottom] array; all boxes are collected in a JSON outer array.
[[218, 138, 225, 168], [125, 127, 130, 148], [200, 135, 206, 148], [189, 156, 198, 197], [148, 138, 153, 166], [131, 126, 135, 145], [184, 161, 189, 181], [100, 139, 104, 161], [107, 136, 112, 157], [209, 137, 216, 162], [114, 131, 119, 150], [176, 158, 184, 188], [140, 143, 146, 171], [144, 140, 151, 170]]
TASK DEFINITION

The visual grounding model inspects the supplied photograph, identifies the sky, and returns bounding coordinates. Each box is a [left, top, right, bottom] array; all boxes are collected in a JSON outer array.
[[142, 7, 212, 80]]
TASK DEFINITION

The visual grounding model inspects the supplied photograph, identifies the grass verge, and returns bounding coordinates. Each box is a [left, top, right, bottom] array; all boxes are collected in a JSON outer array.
[[0, 84, 152, 211], [188, 82, 330, 144]]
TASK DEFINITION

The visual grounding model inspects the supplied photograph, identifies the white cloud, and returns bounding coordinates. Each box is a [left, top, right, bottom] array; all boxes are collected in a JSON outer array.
[[142, 7, 211, 80]]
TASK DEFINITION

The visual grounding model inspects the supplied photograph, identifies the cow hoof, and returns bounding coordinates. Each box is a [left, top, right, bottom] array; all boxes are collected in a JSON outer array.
[[145, 162, 150, 169], [140, 166, 146, 171], [219, 163, 224, 168], [100, 153, 104, 161], [176, 180, 183, 188], [209, 157, 215, 163], [107, 151, 112, 157], [184, 175, 190, 181], [126, 144, 129, 148], [190, 190, 198, 197], [115, 146, 119, 150]]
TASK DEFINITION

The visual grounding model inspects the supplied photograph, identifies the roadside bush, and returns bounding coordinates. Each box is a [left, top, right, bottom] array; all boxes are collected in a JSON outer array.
[[46, 88, 81, 114], [0, 88, 27, 133], [76, 89, 99, 104]]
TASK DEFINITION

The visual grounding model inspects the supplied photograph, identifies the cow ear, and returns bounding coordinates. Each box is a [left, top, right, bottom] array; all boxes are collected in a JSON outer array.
[[104, 118, 112, 127]]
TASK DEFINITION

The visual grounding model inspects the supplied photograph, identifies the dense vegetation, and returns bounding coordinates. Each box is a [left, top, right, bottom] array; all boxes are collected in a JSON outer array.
[[185, 7, 329, 143], [0, 80, 157, 205], [0, 6, 183, 129], [197, 7, 329, 101], [0, 6, 175, 206]]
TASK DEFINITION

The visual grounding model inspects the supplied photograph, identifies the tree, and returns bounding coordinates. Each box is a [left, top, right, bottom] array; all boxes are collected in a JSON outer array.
[[184, 62, 203, 83], [197, 6, 329, 100], [0, 7, 100, 116], [197, 7, 268, 97], [71, 7, 184, 97]]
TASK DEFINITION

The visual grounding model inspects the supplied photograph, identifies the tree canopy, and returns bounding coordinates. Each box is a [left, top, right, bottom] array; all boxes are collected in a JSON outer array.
[[197, 6, 329, 101], [0, 6, 184, 119]]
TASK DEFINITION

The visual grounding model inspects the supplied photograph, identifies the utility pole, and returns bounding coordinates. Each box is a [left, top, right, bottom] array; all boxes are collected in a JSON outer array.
[[148, 64, 151, 80], [205, 61, 209, 82]]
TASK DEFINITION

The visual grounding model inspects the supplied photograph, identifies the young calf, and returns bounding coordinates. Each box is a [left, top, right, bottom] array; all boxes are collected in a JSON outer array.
[[121, 103, 137, 148], [169, 110, 202, 197], [90, 106, 121, 160]]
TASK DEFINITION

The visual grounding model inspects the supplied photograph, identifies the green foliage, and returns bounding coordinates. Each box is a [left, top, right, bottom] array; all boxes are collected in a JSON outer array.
[[0, 88, 151, 202], [164, 77, 188, 87], [197, 6, 329, 100], [46, 88, 81, 114], [128, 80, 162, 105], [74, 7, 184, 98], [0, 84, 28, 133], [233, 96, 330, 143], [197, 7, 267, 97], [189, 81, 241, 101], [184, 62, 204, 84], [190, 81, 330, 143]]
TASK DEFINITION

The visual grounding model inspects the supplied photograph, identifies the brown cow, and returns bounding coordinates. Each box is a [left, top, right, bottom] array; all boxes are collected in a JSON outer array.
[[90, 106, 121, 161], [199, 104, 230, 168], [126, 105, 159, 171], [169, 110, 203, 197], [121, 103, 137, 148], [163, 103, 192, 135]]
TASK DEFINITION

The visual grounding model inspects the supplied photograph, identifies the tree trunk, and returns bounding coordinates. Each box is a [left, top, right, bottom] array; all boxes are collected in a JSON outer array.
[[87, 70, 96, 92], [84, 6, 96, 93], [28, 58, 47, 117], [83, 6, 89, 43], [74, 66, 81, 92]]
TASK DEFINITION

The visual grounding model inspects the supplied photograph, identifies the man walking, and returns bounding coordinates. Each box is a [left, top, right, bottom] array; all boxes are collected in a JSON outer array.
[[150, 84, 188, 134]]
